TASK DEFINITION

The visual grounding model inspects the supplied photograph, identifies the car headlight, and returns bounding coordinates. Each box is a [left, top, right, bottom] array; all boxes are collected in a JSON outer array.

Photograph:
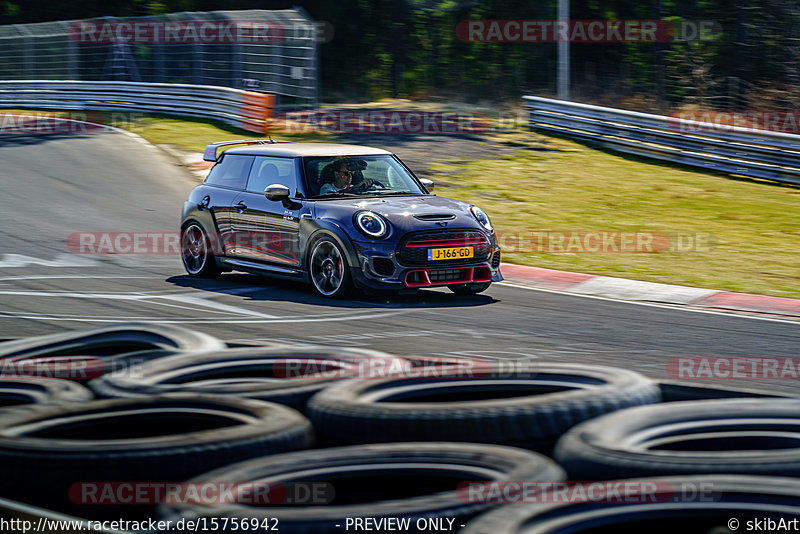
[[470, 206, 493, 232], [355, 211, 389, 238]]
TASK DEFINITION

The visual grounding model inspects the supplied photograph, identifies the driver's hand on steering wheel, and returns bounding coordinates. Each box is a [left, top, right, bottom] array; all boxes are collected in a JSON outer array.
[[346, 178, 374, 192]]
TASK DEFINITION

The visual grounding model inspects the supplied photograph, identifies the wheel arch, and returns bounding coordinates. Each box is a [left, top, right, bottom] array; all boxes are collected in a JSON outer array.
[[304, 221, 360, 270]]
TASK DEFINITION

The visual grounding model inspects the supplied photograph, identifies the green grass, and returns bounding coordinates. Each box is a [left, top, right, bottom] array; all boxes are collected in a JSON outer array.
[[125, 114, 337, 152], [429, 131, 800, 299]]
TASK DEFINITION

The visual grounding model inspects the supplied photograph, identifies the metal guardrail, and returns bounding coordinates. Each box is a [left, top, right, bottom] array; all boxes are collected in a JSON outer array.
[[0, 80, 273, 134], [524, 96, 800, 185]]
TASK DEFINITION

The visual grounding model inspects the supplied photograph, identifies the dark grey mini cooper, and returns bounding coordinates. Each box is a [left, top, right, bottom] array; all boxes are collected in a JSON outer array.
[[181, 140, 502, 298]]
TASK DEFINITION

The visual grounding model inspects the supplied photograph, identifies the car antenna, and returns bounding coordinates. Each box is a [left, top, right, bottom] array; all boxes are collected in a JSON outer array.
[[268, 135, 276, 144]]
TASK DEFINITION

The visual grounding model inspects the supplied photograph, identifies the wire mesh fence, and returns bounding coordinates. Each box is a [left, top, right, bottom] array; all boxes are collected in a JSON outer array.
[[0, 9, 318, 108]]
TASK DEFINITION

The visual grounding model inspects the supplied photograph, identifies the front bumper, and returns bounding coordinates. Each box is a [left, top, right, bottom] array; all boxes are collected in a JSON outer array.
[[350, 239, 503, 290]]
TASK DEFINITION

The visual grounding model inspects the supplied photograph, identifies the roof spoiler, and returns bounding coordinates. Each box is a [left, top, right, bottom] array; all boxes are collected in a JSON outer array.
[[202, 139, 292, 162]]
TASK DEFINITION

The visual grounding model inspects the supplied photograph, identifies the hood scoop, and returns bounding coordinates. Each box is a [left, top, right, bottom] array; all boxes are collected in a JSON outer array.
[[414, 213, 456, 221]]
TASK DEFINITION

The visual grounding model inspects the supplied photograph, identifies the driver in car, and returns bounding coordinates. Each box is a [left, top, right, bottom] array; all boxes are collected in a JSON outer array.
[[320, 159, 352, 194], [320, 159, 373, 194]]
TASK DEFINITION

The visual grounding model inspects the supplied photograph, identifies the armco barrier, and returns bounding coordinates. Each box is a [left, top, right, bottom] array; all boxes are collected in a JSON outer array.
[[0, 80, 274, 134], [524, 96, 800, 185]]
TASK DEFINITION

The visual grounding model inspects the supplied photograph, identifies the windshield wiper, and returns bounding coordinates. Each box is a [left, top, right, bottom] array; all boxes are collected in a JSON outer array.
[[371, 191, 420, 196], [312, 192, 361, 199]]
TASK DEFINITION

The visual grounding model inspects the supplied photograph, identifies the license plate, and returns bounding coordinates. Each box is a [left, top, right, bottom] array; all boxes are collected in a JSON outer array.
[[428, 246, 474, 261]]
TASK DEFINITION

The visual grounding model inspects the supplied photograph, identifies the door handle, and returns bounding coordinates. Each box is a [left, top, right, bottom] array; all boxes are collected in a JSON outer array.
[[235, 201, 247, 212]]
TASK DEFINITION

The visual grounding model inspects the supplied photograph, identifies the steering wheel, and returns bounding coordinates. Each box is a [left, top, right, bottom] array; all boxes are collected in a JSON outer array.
[[370, 179, 388, 189], [345, 179, 387, 193]]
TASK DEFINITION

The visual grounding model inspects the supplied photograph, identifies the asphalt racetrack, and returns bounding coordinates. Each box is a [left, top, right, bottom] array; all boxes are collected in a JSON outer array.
[[1, 128, 798, 394]]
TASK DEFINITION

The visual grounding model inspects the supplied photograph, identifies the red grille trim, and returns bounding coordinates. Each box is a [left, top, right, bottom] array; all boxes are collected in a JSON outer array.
[[404, 266, 492, 287], [405, 238, 487, 248]]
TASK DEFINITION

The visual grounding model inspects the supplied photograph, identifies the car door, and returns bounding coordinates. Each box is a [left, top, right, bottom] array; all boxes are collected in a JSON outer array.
[[229, 156, 303, 266], [200, 154, 254, 256]]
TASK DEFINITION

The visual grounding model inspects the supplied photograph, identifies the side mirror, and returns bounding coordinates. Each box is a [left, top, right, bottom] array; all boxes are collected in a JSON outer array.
[[265, 183, 301, 210], [264, 184, 291, 201], [420, 179, 434, 193]]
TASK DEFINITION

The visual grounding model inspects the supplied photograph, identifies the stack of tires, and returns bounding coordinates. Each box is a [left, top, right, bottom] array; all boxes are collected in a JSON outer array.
[[0, 323, 798, 533]]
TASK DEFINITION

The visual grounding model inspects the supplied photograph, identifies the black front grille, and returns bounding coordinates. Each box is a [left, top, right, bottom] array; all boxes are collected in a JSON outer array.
[[491, 251, 501, 269], [429, 269, 468, 283], [372, 257, 395, 277], [397, 229, 492, 266]]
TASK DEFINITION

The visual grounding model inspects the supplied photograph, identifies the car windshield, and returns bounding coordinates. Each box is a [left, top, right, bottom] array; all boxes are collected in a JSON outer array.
[[303, 155, 426, 198]]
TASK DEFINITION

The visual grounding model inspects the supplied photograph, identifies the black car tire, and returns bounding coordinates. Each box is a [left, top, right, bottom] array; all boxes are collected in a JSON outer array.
[[0, 323, 224, 383], [307, 363, 660, 451], [158, 442, 566, 533], [448, 282, 491, 295], [89, 346, 405, 411], [0, 377, 93, 407], [0, 322, 224, 358], [308, 236, 351, 298], [0, 394, 313, 513], [182, 222, 220, 278], [554, 398, 800, 479], [460, 475, 800, 534]]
